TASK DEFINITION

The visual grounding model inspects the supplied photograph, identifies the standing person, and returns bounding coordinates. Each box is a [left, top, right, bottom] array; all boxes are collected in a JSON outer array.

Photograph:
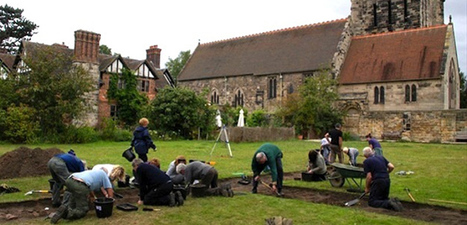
[[342, 147, 359, 166], [131, 118, 156, 162], [320, 133, 331, 165], [305, 150, 327, 181], [177, 161, 233, 197], [251, 143, 284, 196], [363, 147, 402, 211], [47, 150, 85, 207], [132, 158, 183, 207], [366, 133, 383, 156], [327, 123, 344, 164], [50, 169, 114, 224], [166, 155, 187, 185]]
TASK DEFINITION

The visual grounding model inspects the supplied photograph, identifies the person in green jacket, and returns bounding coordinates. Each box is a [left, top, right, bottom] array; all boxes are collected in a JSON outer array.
[[251, 143, 283, 196]]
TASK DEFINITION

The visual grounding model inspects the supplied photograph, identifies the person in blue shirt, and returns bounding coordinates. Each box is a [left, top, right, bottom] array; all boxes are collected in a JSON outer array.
[[47, 150, 85, 207], [363, 147, 402, 211], [50, 169, 113, 224], [343, 147, 359, 166], [131, 118, 156, 162]]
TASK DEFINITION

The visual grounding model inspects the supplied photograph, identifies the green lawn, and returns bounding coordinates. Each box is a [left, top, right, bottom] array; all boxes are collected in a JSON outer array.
[[0, 140, 465, 224]]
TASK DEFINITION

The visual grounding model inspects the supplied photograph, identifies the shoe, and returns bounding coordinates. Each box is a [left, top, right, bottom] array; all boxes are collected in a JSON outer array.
[[393, 197, 404, 211], [175, 191, 184, 206], [50, 204, 67, 224], [252, 188, 257, 194], [388, 199, 402, 212], [168, 193, 176, 207]]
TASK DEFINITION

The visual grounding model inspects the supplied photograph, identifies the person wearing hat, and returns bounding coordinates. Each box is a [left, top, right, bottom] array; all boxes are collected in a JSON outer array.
[[366, 133, 383, 156], [47, 150, 85, 207], [342, 147, 359, 166], [131, 118, 156, 162], [251, 143, 284, 196]]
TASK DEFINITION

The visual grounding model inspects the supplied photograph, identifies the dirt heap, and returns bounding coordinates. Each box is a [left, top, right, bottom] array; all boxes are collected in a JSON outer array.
[[0, 147, 63, 179]]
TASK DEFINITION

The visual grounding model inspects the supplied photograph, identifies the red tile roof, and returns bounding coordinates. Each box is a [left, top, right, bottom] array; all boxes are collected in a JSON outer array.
[[178, 19, 347, 81], [339, 25, 448, 84]]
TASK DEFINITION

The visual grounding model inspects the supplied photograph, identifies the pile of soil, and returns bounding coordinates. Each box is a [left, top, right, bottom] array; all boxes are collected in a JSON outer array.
[[0, 146, 63, 179]]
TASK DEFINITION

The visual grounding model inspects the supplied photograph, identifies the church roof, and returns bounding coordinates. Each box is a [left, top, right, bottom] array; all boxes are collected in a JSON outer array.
[[0, 53, 17, 71], [339, 25, 448, 84], [178, 19, 347, 81]]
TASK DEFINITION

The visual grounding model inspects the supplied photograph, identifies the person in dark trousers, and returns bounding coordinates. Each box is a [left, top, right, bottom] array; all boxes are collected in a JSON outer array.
[[132, 158, 183, 207], [50, 169, 114, 224], [177, 161, 233, 197], [327, 123, 343, 164], [363, 147, 402, 211], [131, 118, 156, 162], [251, 143, 284, 196], [47, 150, 85, 207], [366, 133, 383, 156], [306, 150, 327, 181]]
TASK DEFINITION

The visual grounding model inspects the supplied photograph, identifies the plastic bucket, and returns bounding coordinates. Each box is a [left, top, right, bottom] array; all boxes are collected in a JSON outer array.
[[94, 197, 115, 218], [122, 148, 135, 162], [190, 184, 207, 197]]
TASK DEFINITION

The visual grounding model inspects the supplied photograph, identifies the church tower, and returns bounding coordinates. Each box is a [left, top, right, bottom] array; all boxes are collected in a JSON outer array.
[[350, 0, 445, 35]]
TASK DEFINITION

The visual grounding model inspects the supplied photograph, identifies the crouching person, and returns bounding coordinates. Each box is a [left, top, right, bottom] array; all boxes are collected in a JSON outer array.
[[50, 169, 113, 224], [132, 158, 183, 207], [177, 161, 233, 197]]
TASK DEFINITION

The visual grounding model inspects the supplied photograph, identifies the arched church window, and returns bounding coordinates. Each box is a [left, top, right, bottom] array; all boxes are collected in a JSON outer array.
[[380, 86, 385, 104], [374, 86, 379, 104]]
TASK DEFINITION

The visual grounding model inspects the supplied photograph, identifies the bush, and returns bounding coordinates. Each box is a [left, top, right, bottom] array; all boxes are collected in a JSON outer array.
[[58, 126, 99, 144], [112, 129, 133, 142], [343, 131, 360, 141], [2, 105, 39, 144], [247, 109, 268, 127]]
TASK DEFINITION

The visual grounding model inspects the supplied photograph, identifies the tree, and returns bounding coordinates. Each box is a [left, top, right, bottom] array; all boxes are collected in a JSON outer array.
[[99, 45, 112, 55], [165, 50, 191, 83], [0, 4, 38, 53], [147, 87, 215, 139], [13, 45, 94, 135], [107, 68, 148, 127], [460, 71, 466, 108], [276, 71, 344, 136]]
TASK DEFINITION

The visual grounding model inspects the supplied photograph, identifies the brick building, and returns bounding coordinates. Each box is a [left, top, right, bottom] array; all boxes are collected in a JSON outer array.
[[0, 30, 175, 127], [177, 0, 464, 142]]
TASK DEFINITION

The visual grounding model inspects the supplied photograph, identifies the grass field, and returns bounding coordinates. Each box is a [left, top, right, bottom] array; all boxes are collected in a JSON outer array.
[[0, 140, 466, 224]]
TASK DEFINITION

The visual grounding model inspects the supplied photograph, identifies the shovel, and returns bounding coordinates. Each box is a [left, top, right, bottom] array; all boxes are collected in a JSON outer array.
[[259, 180, 283, 197], [344, 192, 366, 206], [25, 190, 51, 196]]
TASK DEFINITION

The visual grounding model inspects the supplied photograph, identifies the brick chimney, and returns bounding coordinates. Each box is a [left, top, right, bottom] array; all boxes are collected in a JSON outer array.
[[74, 30, 101, 63], [146, 45, 161, 68]]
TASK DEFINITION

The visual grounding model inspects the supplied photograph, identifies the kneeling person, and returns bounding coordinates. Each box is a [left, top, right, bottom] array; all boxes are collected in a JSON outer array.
[[132, 158, 183, 207], [51, 169, 113, 224]]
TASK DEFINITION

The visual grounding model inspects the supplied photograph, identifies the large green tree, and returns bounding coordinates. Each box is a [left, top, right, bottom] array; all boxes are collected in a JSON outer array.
[[0, 4, 38, 53], [147, 87, 215, 139], [107, 68, 148, 127], [13, 45, 94, 135], [99, 45, 112, 55], [276, 71, 344, 136], [165, 50, 191, 83]]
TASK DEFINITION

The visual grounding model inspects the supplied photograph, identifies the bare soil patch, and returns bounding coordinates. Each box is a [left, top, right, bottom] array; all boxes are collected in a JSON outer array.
[[0, 173, 466, 224], [0, 147, 63, 179]]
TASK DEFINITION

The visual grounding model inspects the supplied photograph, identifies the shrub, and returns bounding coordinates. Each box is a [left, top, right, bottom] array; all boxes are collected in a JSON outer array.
[[247, 109, 268, 127], [58, 126, 99, 144], [3, 105, 39, 143]]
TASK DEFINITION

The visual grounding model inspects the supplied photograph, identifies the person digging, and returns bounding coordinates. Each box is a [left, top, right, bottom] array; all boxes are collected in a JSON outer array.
[[251, 143, 284, 196]]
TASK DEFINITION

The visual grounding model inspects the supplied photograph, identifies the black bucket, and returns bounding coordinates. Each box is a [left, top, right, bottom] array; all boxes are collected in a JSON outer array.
[[48, 179, 56, 191], [94, 197, 115, 218], [190, 184, 207, 198], [122, 148, 135, 162]]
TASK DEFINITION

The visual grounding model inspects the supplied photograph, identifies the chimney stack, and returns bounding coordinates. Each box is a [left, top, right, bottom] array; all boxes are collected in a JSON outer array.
[[74, 30, 101, 63], [146, 45, 161, 68]]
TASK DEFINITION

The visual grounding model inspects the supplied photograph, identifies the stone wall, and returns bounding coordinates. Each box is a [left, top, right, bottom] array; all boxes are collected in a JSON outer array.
[[228, 127, 295, 142], [346, 109, 467, 143]]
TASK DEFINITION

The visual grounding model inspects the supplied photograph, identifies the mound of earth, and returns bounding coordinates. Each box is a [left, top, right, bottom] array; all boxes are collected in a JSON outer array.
[[0, 146, 63, 179]]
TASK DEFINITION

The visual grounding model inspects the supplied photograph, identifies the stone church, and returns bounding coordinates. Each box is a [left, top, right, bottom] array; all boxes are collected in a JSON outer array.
[[177, 0, 465, 142]]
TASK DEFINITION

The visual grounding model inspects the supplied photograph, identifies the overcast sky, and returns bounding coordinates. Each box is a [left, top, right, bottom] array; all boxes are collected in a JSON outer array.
[[3, 0, 466, 73]]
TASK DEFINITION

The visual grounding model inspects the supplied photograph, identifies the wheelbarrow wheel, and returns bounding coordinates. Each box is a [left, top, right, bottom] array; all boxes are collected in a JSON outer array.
[[328, 171, 345, 187]]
